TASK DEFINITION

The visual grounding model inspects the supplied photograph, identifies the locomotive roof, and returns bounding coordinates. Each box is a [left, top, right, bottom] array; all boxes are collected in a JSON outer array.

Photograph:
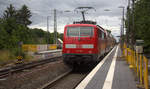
[[73, 20, 97, 25], [65, 24, 106, 33], [65, 24, 97, 27]]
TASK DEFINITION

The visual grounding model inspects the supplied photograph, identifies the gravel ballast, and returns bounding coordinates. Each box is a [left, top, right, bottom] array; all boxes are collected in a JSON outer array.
[[0, 60, 70, 89]]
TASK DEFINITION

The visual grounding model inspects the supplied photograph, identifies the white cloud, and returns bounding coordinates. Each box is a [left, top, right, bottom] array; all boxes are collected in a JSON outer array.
[[0, 0, 128, 41]]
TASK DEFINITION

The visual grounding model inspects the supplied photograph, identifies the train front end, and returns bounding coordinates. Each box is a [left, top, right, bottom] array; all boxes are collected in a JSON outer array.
[[62, 24, 98, 67]]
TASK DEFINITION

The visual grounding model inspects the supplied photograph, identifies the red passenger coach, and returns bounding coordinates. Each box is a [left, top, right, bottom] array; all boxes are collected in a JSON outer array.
[[62, 21, 115, 67]]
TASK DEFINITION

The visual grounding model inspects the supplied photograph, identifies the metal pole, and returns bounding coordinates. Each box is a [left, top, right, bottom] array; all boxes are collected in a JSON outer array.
[[127, 0, 130, 47], [122, 7, 125, 49], [47, 16, 49, 42], [54, 9, 57, 44], [118, 6, 125, 49], [122, 7, 124, 36], [47, 16, 49, 50], [131, 0, 135, 48]]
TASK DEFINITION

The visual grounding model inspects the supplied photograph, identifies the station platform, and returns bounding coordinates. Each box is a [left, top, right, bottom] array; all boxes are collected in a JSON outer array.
[[34, 49, 62, 60], [76, 45, 138, 89], [37, 49, 62, 54]]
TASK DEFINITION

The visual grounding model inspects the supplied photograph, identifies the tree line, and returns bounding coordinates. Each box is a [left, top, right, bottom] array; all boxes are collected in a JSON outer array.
[[0, 4, 63, 56], [125, 0, 150, 52]]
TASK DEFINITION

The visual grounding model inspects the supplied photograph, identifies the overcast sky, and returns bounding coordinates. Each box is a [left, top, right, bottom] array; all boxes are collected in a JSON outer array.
[[0, 0, 128, 41]]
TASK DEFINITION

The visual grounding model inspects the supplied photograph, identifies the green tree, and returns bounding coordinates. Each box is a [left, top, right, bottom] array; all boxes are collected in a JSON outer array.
[[125, 0, 150, 52], [17, 5, 32, 26], [58, 33, 63, 40], [3, 4, 16, 19], [29, 28, 47, 44], [0, 23, 8, 49], [134, 0, 150, 51]]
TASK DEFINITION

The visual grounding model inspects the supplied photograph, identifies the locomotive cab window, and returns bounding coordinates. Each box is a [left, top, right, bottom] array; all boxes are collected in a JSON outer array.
[[67, 27, 79, 37], [67, 26, 93, 37], [102, 32, 105, 39], [98, 28, 101, 38], [80, 27, 93, 37]]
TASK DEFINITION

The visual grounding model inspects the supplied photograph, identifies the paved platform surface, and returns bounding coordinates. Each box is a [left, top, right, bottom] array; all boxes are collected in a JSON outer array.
[[38, 49, 62, 54], [76, 45, 138, 89]]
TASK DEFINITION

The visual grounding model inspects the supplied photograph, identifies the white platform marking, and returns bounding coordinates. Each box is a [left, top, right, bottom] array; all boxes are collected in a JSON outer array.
[[75, 46, 117, 89], [102, 45, 119, 89]]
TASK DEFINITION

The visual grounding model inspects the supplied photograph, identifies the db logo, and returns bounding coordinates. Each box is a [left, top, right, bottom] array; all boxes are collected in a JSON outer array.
[[77, 44, 81, 48]]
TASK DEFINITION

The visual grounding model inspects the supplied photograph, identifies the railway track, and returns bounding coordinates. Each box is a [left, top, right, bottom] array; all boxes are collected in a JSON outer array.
[[39, 69, 89, 89], [0, 56, 62, 79]]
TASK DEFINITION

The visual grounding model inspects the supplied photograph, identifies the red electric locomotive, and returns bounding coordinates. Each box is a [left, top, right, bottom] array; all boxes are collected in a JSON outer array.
[[62, 21, 114, 67]]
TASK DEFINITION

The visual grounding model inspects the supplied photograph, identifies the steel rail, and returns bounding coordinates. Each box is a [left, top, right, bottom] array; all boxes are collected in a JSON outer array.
[[0, 56, 62, 79], [38, 69, 72, 89]]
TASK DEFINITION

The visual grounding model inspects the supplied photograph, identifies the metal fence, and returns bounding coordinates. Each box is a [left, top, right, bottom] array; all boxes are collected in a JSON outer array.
[[123, 43, 149, 89]]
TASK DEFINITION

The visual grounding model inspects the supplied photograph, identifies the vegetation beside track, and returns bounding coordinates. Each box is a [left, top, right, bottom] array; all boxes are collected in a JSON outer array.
[[125, 0, 150, 52], [0, 4, 63, 65], [0, 50, 33, 67]]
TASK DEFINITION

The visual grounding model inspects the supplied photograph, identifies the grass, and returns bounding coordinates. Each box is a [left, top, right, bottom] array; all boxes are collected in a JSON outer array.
[[24, 54, 33, 62], [0, 50, 16, 66], [0, 50, 34, 67]]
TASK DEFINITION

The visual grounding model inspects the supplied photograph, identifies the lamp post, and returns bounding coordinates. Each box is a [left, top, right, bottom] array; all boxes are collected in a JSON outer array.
[[63, 10, 72, 24], [118, 6, 125, 49], [104, 9, 111, 29], [118, 6, 125, 37]]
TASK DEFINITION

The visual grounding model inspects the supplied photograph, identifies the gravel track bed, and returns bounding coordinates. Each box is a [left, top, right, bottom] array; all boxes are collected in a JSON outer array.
[[46, 72, 88, 89], [0, 59, 71, 89]]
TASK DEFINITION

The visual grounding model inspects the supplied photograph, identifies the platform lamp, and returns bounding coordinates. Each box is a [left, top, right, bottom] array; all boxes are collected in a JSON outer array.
[[63, 10, 72, 24], [104, 9, 111, 29], [104, 9, 111, 12]]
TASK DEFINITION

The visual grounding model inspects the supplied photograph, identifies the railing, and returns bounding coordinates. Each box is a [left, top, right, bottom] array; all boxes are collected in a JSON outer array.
[[123, 44, 149, 89]]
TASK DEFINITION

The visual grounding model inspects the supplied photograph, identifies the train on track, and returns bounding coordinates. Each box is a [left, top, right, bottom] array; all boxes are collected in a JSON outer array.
[[62, 21, 116, 68]]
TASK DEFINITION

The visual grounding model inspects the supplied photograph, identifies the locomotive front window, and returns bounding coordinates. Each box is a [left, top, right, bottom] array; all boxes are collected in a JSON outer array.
[[67, 27, 79, 37], [67, 26, 93, 37], [80, 27, 93, 37]]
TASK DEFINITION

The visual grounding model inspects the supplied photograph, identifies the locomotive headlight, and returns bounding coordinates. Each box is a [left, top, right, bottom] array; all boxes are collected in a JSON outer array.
[[67, 50, 70, 53], [88, 51, 92, 53], [82, 44, 94, 48]]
